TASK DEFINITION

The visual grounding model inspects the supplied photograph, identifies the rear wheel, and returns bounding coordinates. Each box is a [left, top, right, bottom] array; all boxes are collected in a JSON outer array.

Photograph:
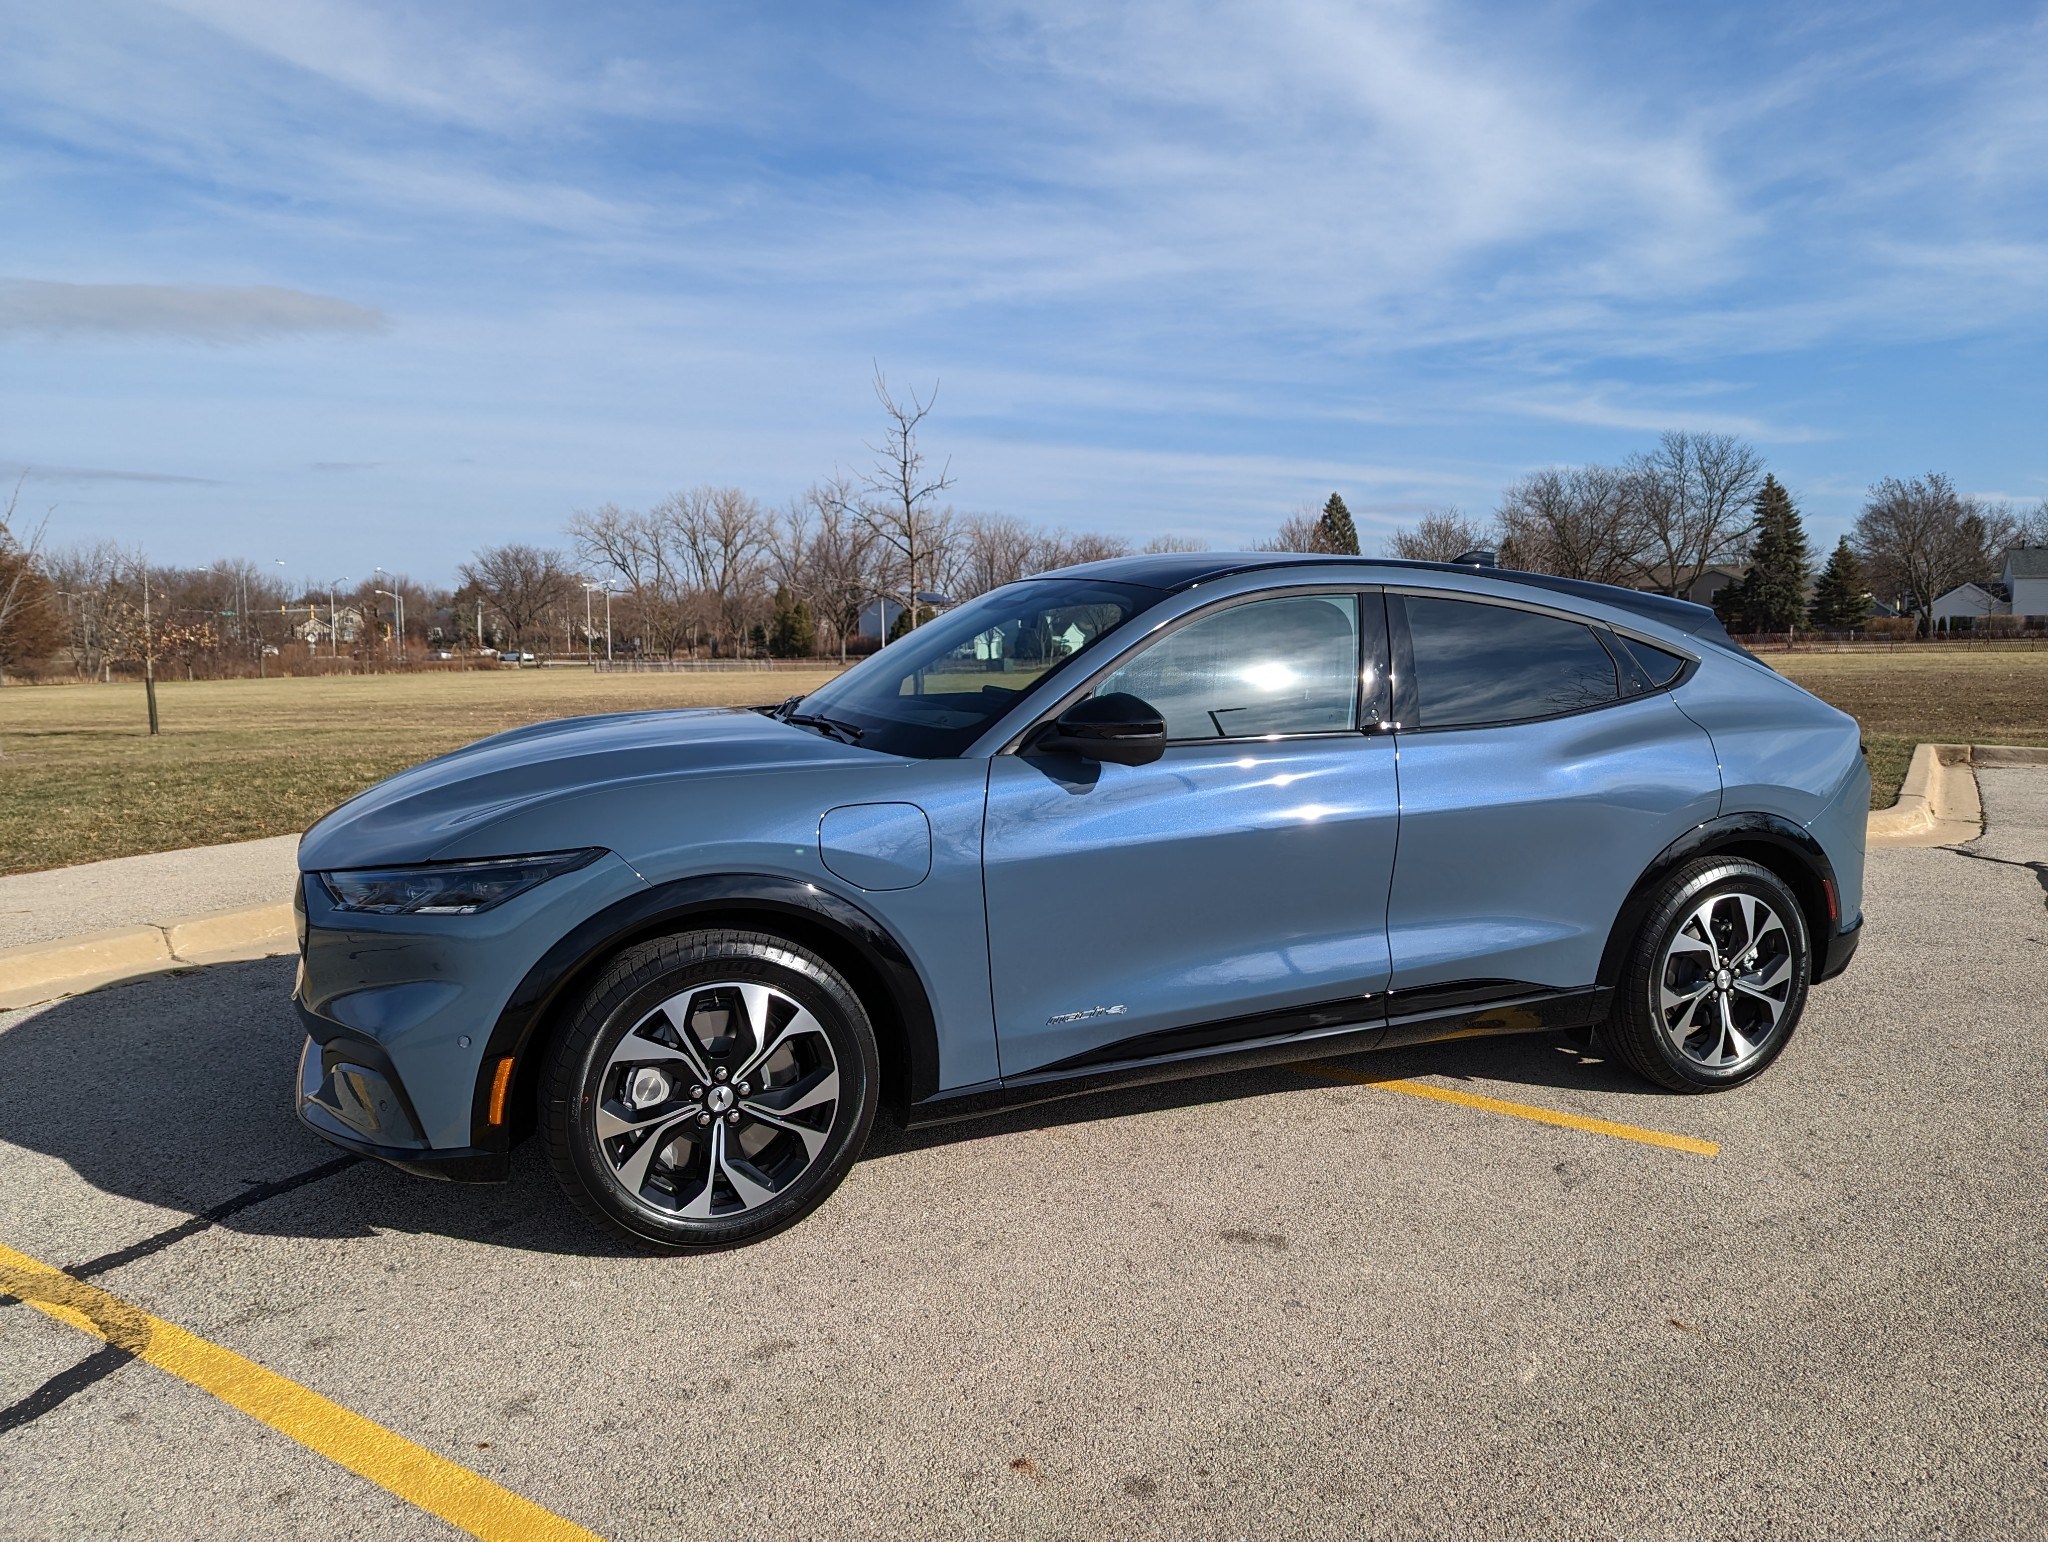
[[1600, 858, 1809, 1092], [542, 929, 880, 1251]]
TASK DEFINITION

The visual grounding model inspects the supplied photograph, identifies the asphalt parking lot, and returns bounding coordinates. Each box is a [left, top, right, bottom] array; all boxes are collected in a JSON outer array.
[[4, 773, 2044, 1540]]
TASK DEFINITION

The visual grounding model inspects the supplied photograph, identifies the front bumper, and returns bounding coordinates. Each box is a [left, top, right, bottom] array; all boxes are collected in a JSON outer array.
[[1815, 911, 1863, 983], [296, 1032, 510, 1183]]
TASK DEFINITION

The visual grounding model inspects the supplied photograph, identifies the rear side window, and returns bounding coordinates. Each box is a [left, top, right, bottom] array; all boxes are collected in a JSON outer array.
[[1614, 634, 1687, 688], [1399, 595, 1619, 728]]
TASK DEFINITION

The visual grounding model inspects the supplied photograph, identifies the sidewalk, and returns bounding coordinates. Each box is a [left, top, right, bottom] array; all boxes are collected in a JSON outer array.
[[0, 835, 301, 950]]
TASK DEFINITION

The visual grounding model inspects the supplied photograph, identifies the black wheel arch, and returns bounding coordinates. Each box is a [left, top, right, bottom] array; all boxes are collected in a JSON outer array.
[[1596, 813, 1839, 992], [473, 873, 941, 1149]]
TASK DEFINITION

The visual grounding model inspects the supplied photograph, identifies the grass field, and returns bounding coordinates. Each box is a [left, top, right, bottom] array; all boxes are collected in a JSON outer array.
[[1, 650, 2042, 876], [0, 668, 842, 876]]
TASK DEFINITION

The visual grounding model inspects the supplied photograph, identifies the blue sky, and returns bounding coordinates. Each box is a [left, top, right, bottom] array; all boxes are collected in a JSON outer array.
[[3, 0, 2044, 581]]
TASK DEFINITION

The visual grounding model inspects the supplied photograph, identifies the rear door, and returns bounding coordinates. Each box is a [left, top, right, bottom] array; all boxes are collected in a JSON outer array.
[[981, 588, 1399, 1077], [1384, 589, 1721, 1027]]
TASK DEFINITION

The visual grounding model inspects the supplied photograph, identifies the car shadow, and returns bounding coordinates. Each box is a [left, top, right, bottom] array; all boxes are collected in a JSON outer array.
[[0, 958, 1658, 1262]]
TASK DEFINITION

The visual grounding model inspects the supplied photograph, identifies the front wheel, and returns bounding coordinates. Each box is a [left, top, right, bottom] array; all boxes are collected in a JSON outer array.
[[541, 929, 880, 1251], [1599, 858, 1810, 1093]]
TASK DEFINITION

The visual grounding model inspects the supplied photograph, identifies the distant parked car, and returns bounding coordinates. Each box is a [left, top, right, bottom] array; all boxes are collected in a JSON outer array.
[[293, 552, 1867, 1251], [427, 649, 455, 661], [499, 650, 535, 666]]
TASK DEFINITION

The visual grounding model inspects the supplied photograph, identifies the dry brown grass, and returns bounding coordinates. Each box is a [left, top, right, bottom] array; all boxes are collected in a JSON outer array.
[[0, 668, 842, 875]]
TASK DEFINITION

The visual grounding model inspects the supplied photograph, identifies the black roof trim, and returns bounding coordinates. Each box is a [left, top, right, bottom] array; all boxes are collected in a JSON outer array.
[[1042, 552, 1748, 656]]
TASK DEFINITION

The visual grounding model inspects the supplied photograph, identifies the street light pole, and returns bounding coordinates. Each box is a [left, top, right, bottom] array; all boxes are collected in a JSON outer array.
[[605, 586, 614, 662]]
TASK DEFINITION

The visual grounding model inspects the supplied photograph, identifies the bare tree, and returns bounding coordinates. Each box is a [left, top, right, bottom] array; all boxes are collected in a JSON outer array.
[[1254, 507, 1335, 554], [852, 370, 956, 632], [458, 543, 577, 651], [569, 503, 701, 658], [2016, 497, 2048, 550], [1030, 527, 1131, 573], [660, 486, 769, 655], [797, 478, 881, 662], [1142, 534, 1209, 553], [950, 512, 1039, 599], [1623, 431, 1766, 596], [1853, 472, 2020, 631], [1495, 466, 1638, 583], [1385, 508, 1485, 562]]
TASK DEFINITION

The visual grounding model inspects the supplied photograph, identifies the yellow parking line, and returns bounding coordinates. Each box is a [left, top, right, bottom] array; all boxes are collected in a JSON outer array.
[[1298, 1063, 1719, 1157], [0, 1242, 602, 1542]]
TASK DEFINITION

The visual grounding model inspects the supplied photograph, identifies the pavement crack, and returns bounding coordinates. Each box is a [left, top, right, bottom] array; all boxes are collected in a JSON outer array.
[[0, 1342, 135, 1436]]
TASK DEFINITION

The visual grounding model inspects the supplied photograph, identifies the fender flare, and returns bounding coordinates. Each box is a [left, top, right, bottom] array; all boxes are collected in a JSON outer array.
[[1595, 813, 1840, 991], [470, 873, 942, 1147]]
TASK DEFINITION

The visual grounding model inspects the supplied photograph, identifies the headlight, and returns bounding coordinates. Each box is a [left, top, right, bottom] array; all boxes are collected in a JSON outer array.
[[316, 849, 604, 915]]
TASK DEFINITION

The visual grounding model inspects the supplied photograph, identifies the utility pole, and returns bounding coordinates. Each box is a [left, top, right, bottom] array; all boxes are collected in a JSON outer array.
[[604, 586, 614, 662], [140, 564, 159, 736], [476, 597, 484, 652]]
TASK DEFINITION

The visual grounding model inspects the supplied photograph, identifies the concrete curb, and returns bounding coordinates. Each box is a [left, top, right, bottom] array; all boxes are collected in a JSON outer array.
[[0, 902, 295, 1011], [1861, 742, 2048, 848]]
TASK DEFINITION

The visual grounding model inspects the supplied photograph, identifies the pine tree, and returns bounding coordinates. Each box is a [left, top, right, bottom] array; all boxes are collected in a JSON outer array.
[[1317, 493, 1361, 556], [1728, 475, 1810, 633], [1807, 537, 1870, 632], [767, 586, 816, 657]]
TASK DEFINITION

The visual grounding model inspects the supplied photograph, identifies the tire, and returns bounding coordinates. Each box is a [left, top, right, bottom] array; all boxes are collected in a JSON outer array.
[[541, 928, 880, 1251], [1599, 857, 1810, 1093]]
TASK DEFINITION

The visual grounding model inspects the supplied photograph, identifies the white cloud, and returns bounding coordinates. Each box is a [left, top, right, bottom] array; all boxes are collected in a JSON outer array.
[[0, 280, 387, 340]]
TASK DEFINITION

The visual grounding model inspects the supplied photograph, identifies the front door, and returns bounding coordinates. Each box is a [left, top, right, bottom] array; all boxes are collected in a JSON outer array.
[[982, 589, 1400, 1077]]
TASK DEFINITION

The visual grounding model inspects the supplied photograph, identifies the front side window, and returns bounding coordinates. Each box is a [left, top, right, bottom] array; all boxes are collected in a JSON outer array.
[[794, 579, 1156, 757], [1092, 593, 1361, 740], [1399, 595, 1619, 728]]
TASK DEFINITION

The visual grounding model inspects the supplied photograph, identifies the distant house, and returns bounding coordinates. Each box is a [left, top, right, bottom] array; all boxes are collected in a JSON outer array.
[[857, 592, 955, 641], [1928, 548, 2048, 630], [296, 605, 363, 646], [1635, 565, 1747, 608]]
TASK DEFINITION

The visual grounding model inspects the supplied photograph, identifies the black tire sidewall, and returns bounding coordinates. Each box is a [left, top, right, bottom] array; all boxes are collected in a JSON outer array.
[[544, 931, 879, 1252], [1617, 858, 1810, 1091]]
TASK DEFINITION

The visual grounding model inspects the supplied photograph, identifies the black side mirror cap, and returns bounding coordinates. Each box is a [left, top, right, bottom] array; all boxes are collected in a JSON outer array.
[[1028, 691, 1167, 766]]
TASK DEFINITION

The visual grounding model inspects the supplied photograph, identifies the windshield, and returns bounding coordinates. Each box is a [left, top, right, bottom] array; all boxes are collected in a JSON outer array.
[[793, 578, 1159, 757]]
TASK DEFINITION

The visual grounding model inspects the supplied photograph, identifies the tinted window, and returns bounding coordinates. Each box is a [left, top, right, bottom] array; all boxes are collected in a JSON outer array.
[[1616, 634, 1687, 688], [1094, 593, 1360, 739], [796, 579, 1155, 757], [1402, 596, 1618, 728]]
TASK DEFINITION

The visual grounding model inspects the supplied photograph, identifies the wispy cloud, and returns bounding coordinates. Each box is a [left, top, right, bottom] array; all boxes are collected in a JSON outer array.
[[0, 280, 386, 341], [1, 460, 224, 486]]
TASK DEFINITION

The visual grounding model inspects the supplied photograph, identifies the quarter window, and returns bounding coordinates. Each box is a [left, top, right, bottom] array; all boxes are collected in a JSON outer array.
[[1094, 593, 1361, 740], [1400, 595, 1619, 728]]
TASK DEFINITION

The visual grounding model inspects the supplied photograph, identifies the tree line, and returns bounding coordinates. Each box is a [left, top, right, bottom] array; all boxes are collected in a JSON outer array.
[[5, 401, 2046, 683]]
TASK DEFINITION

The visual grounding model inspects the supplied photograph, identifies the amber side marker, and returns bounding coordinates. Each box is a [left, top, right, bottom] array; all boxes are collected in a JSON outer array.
[[487, 1056, 516, 1126], [1299, 1062, 1720, 1157], [0, 1242, 602, 1541]]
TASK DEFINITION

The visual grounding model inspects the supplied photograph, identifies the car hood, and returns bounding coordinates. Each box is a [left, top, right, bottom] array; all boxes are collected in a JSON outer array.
[[299, 707, 878, 871]]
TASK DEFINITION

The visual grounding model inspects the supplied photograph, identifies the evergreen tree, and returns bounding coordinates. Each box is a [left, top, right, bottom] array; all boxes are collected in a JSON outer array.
[[1727, 475, 1810, 633], [767, 586, 816, 657], [1807, 537, 1870, 632], [1317, 493, 1361, 556]]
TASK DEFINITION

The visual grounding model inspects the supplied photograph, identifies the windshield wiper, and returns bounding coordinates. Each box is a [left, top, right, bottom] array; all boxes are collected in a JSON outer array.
[[767, 693, 865, 745]]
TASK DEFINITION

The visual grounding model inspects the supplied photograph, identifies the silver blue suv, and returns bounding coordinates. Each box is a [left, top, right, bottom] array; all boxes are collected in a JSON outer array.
[[293, 553, 1867, 1249]]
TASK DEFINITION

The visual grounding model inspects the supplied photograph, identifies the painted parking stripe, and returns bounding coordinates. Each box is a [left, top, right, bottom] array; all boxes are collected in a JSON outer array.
[[0, 1242, 602, 1542], [1298, 1064, 1719, 1157]]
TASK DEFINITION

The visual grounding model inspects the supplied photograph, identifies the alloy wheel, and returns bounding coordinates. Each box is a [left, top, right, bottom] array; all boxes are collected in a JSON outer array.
[[1656, 892, 1796, 1072], [593, 980, 841, 1218]]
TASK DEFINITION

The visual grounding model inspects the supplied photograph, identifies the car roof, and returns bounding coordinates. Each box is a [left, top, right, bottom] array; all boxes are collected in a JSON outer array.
[[1042, 551, 1746, 656]]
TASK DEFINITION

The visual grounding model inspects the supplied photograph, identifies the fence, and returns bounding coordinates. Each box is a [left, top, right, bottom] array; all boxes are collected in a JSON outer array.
[[1728, 633, 2048, 654], [592, 658, 852, 673]]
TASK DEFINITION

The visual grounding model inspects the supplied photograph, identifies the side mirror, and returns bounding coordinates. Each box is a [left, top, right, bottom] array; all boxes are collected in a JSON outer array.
[[1029, 692, 1167, 766]]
